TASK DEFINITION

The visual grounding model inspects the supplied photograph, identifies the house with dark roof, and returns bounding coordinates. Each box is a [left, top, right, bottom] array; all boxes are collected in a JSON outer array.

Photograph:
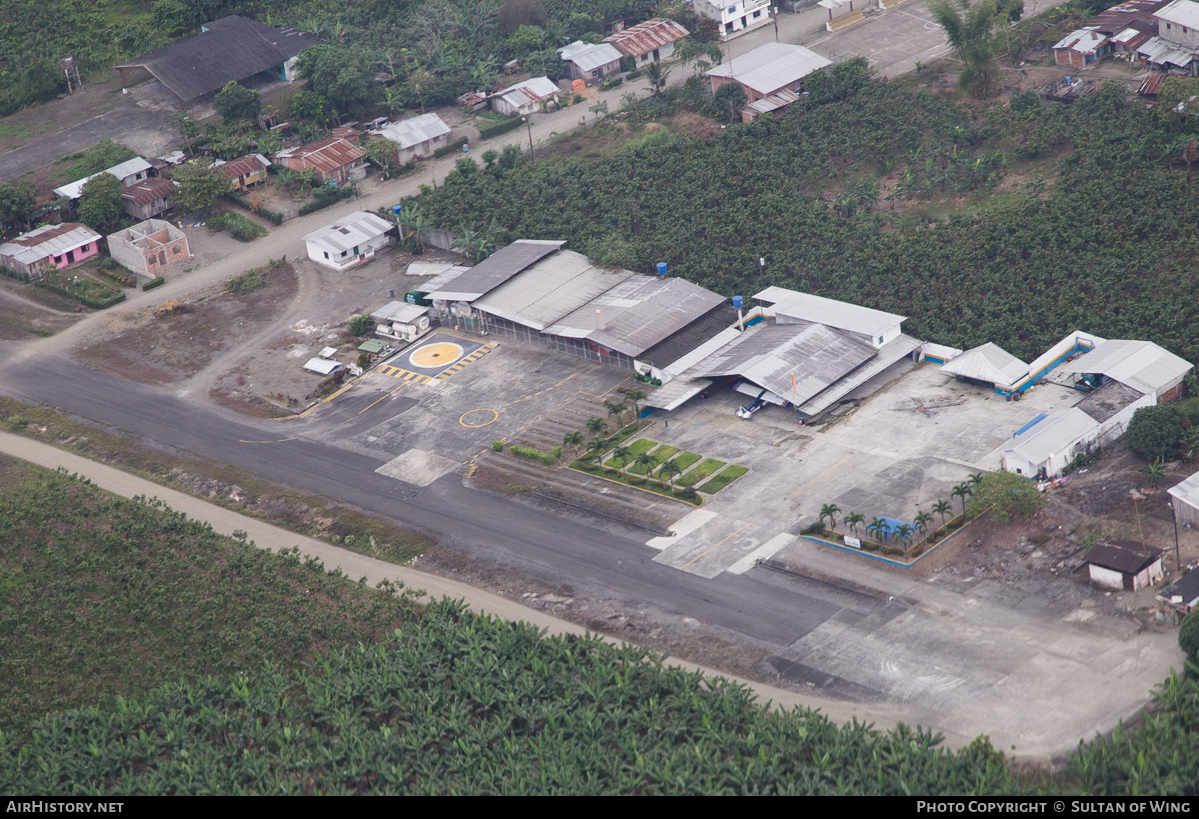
[[114, 15, 321, 111], [275, 138, 366, 185]]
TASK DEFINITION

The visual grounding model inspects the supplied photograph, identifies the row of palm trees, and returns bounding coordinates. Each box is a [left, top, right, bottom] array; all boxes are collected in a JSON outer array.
[[815, 474, 985, 549]]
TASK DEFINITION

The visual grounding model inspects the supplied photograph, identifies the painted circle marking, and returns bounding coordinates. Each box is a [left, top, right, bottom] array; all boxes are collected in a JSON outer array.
[[410, 341, 464, 369], [460, 408, 498, 428]]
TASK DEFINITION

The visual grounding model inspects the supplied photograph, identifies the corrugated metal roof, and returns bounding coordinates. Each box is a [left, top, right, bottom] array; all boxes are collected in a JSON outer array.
[[939, 342, 1029, 385], [546, 276, 727, 357], [1053, 29, 1109, 53], [53, 157, 153, 199], [302, 211, 393, 254], [121, 177, 175, 207], [754, 286, 905, 338], [1157, 0, 1199, 29], [214, 154, 270, 180], [374, 113, 451, 149], [0, 223, 101, 265], [427, 240, 565, 301], [558, 41, 623, 72], [694, 322, 876, 406], [1061, 339, 1192, 395], [705, 42, 831, 96], [278, 138, 365, 175], [474, 249, 635, 331], [1002, 407, 1099, 464], [604, 18, 689, 57]]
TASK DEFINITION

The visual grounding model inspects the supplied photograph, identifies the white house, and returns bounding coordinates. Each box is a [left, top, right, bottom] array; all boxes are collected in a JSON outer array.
[[491, 77, 560, 117], [302, 211, 394, 271], [693, 0, 775, 40], [53, 157, 154, 200], [372, 114, 452, 164], [558, 41, 624, 81]]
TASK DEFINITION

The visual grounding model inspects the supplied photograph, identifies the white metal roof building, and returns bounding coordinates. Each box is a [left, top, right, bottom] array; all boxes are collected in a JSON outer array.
[[302, 211, 394, 271], [1060, 339, 1193, 400], [1002, 407, 1101, 478], [705, 42, 831, 99], [754, 286, 905, 348], [53, 157, 154, 200], [373, 113, 451, 150], [939, 343, 1030, 388]]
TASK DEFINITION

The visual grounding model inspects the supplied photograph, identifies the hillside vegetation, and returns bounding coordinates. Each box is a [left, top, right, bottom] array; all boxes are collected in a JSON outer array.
[[412, 66, 1199, 364]]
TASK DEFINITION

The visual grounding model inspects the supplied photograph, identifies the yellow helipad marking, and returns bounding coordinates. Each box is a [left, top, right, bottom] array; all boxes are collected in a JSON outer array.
[[410, 342, 465, 369], [460, 408, 499, 428]]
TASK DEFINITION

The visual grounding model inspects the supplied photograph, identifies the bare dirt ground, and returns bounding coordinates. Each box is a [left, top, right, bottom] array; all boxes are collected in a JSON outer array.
[[75, 261, 298, 384]]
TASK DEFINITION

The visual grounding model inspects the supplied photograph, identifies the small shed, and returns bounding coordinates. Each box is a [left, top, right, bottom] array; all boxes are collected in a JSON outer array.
[[1087, 541, 1164, 591], [371, 301, 431, 343], [302, 211, 393, 271], [1157, 568, 1199, 624]]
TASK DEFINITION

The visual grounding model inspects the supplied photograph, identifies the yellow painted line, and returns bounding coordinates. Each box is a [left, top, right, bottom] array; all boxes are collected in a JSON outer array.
[[787, 450, 858, 499]]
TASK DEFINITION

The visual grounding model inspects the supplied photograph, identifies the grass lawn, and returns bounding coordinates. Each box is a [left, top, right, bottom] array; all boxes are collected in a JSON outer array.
[[698, 465, 749, 494], [677, 457, 725, 486]]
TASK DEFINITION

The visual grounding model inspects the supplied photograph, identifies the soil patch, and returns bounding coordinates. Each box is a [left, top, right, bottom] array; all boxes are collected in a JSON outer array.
[[76, 260, 298, 384]]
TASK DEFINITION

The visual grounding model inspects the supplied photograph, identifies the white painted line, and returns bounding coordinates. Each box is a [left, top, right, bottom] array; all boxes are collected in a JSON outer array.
[[725, 533, 796, 575], [646, 509, 718, 550]]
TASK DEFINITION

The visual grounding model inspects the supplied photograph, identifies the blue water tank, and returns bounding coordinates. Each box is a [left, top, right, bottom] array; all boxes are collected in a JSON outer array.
[[732, 295, 743, 309], [656, 262, 667, 276]]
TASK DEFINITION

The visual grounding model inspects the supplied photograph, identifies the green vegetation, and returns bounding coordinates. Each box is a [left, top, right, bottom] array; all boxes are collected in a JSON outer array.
[[409, 67, 1199, 366], [210, 211, 267, 242], [678, 457, 725, 487], [698, 464, 748, 494], [0, 461, 416, 734]]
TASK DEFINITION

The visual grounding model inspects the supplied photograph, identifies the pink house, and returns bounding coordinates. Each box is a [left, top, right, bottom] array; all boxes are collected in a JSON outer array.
[[0, 223, 102, 279]]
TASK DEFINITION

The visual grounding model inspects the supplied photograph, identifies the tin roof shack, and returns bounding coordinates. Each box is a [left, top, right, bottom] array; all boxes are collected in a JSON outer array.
[[604, 18, 689, 64], [1168, 471, 1199, 526], [121, 177, 176, 221], [213, 154, 271, 192], [558, 41, 624, 81], [1002, 407, 1101, 478], [0, 223, 102, 279], [371, 114, 452, 164], [114, 15, 321, 111], [1087, 541, 1164, 591], [107, 220, 190, 279], [371, 302, 432, 344], [1053, 29, 1111, 67], [491, 77, 560, 117], [275, 138, 367, 185], [53, 157, 154, 201], [705, 42, 832, 102], [1156, 566, 1199, 623], [303, 211, 393, 271]]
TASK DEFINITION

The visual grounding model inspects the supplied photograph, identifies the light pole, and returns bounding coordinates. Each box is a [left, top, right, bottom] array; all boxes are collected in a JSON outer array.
[[1169, 500, 1182, 573], [773, 6, 780, 41], [522, 116, 534, 162]]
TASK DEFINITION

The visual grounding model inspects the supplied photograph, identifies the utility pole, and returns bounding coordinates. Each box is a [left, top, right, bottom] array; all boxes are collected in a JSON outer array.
[[522, 116, 534, 162]]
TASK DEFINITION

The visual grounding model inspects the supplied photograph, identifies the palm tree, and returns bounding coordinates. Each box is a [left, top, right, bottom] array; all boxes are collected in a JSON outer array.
[[932, 499, 953, 525], [659, 459, 682, 488], [586, 417, 607, 440], [818, 503, 841, 531], [1141, 457, 1166, 490], [644, 61, 671, 96], [914, 510, 934, 535], [634, 452, 658, 476], [951, 483, 972, 515], [563, 431, 584, 458], [606, 401, 626, 428], [611, 445, 632, 470], [895, 523, 914, 548], [844, 512, 864, 536], [868, 516, 890, 543], [624, 389, 647, 420]]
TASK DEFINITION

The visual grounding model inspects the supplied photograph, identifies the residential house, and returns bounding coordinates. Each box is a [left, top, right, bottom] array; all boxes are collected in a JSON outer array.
[[107, 219, 190, 278], [53, 157, 154, 201], [693, 0, 774, 40], [302, 211, 393, 271], [604, 19, 689, 65], [558, 41, 624, 82], [1138, 0, 1199, 74], [1053, 29, 1111, 67], [1086, 541, 1164, 591], [121, 177, 176, 220], [705, 42, 832, 102], [275, 138, 367, 185], [0, 223, 102, 279], [491, 77, 560, 116], [372, 114, 452, 164], [114, 15, 321, 112], [213, 154, 271, 192]]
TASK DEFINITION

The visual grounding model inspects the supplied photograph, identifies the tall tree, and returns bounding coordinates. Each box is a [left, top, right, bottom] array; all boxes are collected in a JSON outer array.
[[77, 173, 123, 235]]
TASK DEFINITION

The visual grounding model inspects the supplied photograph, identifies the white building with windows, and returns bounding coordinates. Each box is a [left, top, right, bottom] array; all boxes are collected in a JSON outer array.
[[694, 0, 775, 40], [302, 211, 393, 271]]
